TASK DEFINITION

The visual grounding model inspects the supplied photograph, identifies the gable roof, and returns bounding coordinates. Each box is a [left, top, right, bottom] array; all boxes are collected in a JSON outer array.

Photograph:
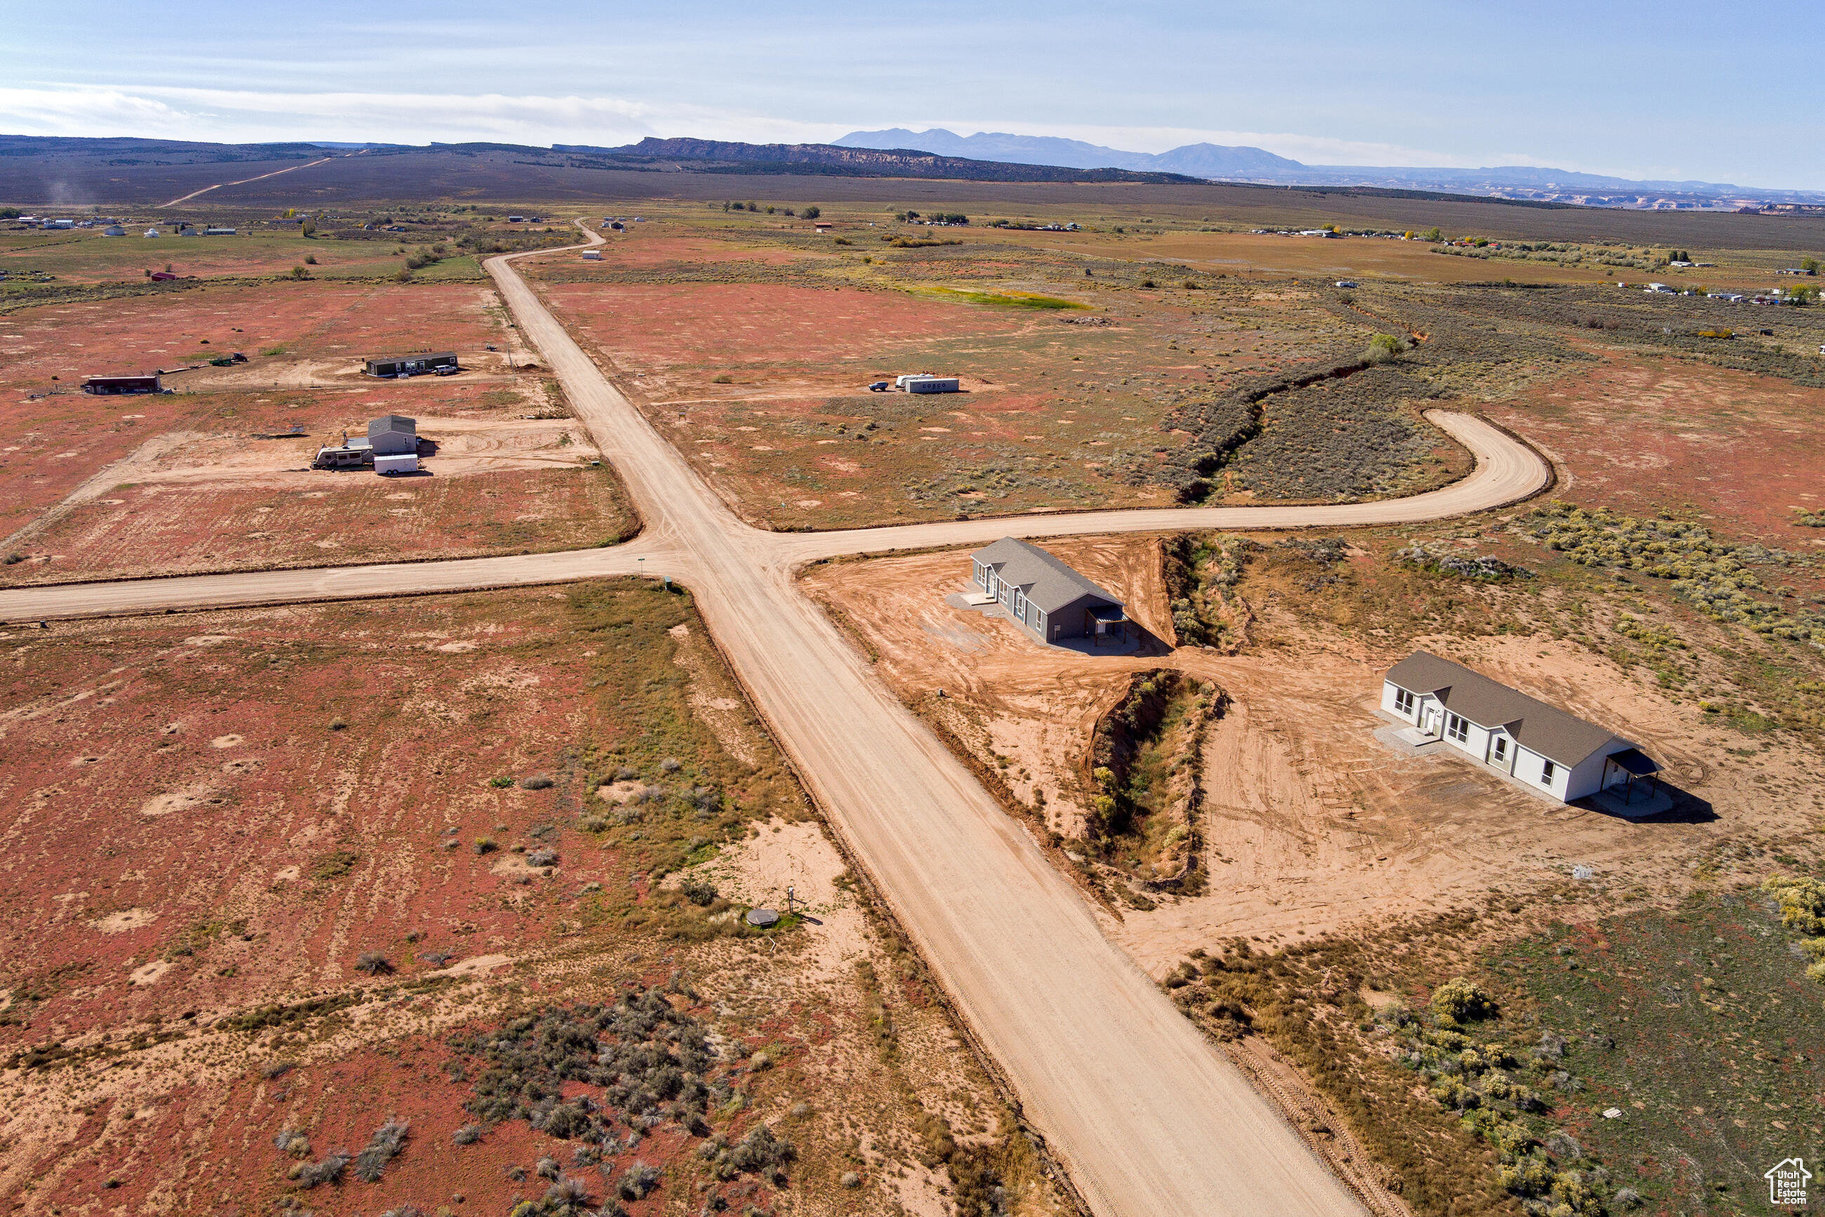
[[971, 537, 1122, 615], [368, 415, 417, 437], [1384, 651, 1623, 767]]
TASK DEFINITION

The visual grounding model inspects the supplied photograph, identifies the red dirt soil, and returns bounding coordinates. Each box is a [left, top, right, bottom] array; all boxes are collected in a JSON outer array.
[[542, 281, 1032, 369], [1, 464, 627, 583], [0, 585, 1058, 1217], [1489, 352, 1825, 548], [0, 283, 516, 531]]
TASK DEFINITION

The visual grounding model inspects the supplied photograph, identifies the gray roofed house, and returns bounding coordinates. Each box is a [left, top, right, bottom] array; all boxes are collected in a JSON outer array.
[[970, 537, 1127, 645], [1381, 650, 1658, 804], [367, 415, 418, 456]]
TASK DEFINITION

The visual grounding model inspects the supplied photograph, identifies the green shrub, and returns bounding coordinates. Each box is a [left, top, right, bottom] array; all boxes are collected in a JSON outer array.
[[1430, 977, 1498, 1023]]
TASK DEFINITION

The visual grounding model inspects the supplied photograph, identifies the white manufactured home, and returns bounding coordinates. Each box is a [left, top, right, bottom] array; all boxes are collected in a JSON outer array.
[[1381, 651, 1659, 804]]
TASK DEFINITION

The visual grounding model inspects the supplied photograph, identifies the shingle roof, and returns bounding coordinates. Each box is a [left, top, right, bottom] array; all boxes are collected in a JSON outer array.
[[1384, 651, 1622, 767], [971, 537, 1122, 615], [368, 415, 417, 437]]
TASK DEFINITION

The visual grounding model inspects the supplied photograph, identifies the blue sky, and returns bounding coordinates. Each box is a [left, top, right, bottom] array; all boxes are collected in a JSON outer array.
[[5, 0, 1822, 187]]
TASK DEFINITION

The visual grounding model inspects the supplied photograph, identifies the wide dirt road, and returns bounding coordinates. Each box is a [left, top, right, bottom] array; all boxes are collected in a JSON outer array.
[[489, 237, 1389, 1217], [0, 225, 1550, 1217]]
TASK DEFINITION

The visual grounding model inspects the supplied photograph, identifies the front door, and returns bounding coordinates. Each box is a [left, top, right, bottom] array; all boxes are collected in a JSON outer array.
[[1420, 701, 1442, 737]]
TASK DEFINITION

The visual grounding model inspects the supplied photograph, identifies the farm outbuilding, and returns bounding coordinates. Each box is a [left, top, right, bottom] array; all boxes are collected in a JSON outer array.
[[363, 352, 459, 378], [970, 537, 1128, 645], [907, 376, 961, 394], [367, 415, 419, 456], [82, 374, 162, 395], [1381, 651, 1659, 805]]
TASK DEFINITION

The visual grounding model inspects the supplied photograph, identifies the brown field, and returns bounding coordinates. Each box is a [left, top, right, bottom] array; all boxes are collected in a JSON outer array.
[[529, 226, 1376, 528], [0, 279, 510, 381], [0, 229, 439, 285], [1489, 350, 1825, 549], [20, 148, 1819, 251], [1, 461, 624, 584], [0, 278, 637, 574], [0, 583, 1066, 1217]]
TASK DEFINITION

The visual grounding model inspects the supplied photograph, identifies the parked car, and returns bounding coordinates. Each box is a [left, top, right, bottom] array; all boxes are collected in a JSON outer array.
[[868, 381, 889, 392]]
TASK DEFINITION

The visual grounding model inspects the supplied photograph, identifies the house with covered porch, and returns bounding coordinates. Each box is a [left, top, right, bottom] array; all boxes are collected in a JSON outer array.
[[1381, 651, 1660, 805]]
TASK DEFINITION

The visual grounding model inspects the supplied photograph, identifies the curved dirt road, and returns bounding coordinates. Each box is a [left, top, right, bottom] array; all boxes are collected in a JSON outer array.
[[0, 224, 1551, 1217], [0, 410, 1544, 623]]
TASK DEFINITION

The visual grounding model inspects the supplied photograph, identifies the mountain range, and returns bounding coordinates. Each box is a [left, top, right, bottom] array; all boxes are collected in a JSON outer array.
[[834, 128, 1825, 209]]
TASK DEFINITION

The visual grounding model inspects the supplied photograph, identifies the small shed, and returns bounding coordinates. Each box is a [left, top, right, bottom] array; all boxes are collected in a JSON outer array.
[[82, 374, 162, 395], [102, 225, 127, 237], [367, 415, 418, 456]]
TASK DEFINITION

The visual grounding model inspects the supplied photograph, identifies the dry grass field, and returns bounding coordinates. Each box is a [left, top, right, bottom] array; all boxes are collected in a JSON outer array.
[[5, 171, 1825, 1217], [0, 582, 1067, 1217], [0, 273, 636, 574], [1490, 352, 1825, 548], [525, 217, 1403, 528]]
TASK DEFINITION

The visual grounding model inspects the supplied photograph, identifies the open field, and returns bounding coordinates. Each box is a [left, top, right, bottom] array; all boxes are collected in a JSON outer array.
[[11, 148, 1825, 250], [0, 227, 440, 285], [1489, 352, 1825, 548], [0, 582, 1066, 1217], [0, 275, 643, 577], [518, 205, 1824, 530], [526, 218, 1436, 528], [0, 205, 583, 292], [0, 458, 627, 584], [3, 177, 1823, 1217]]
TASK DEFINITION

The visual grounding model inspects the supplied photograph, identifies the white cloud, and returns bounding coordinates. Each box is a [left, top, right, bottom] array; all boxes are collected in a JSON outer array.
[[0, 87, 193, 138], [0, 84, 834, 148]]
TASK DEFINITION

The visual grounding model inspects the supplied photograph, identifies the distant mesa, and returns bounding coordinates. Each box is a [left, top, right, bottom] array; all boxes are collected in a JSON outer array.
[[834, 128, 1825, 210]]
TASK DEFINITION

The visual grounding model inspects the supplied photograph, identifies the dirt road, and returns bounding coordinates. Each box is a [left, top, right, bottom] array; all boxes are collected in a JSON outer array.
[[0, 409, 1544, 622], [157, 155, 339, 208], [0, 224, 1550, 1217]]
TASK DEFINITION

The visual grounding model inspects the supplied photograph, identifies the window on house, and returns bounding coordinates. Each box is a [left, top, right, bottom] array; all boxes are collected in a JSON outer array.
[[1446, 714, 1469, 744], [1393, 688, 1414, 715], [1490, 736, 1508, 762], [1541, 760, 1556, 784]]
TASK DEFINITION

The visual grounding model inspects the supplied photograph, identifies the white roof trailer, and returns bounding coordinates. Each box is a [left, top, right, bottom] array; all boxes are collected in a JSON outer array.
[[895, 372, 936, 389]]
